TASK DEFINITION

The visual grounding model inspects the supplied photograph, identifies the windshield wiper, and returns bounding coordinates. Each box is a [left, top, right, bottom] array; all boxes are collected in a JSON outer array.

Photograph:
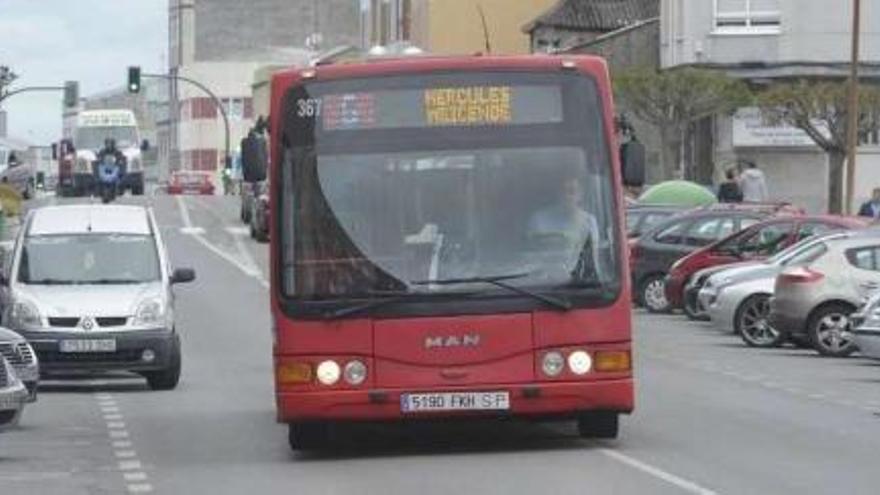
[[87, 279, 145, 285], [410, 273, 572, 311], [25, 278, 76, 285], [323, 290, 413, 320]]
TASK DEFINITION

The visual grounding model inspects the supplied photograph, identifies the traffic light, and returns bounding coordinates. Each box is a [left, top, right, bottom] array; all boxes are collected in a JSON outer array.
[[128, 66, 141, 93], [63, 81, 79, 108]]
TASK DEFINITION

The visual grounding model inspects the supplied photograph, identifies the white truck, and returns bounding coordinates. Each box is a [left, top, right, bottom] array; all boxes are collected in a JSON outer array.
[[69, 109, 147, 196]]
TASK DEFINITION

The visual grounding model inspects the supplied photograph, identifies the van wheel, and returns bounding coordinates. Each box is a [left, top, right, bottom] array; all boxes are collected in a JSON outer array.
[[132, 183, 144, 196], [577, 411, 619, 439], [144, 335, 181, 390], [288, 422, 331, 451], [808, 303, 857, 357]]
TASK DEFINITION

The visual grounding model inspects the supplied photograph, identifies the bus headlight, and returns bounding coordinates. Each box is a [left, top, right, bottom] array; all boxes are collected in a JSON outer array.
[[567, 350, 593, 375], [343, 360, 367, 386], [316, 360, 341, 385], [541, 351, 565, 377]]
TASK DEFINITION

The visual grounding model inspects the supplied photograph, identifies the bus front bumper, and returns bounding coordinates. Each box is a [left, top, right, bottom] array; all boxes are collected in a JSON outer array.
[[276, 379, 634, 422]]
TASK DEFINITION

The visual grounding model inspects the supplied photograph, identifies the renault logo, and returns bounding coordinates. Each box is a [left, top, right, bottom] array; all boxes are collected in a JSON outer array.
[[81, 317, 95, 331], [424, 334, 481, 349]]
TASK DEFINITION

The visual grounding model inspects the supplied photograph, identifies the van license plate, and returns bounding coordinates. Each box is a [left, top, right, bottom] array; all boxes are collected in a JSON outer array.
[[60, 339, 117, 353], [401, 391, 510, 413]]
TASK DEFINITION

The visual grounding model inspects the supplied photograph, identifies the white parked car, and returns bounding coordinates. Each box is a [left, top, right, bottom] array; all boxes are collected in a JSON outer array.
[[0, 355, 28, 429], [0, 205, 195, 390], [852, 290, 880, 360], [0, 327, 39, 401]]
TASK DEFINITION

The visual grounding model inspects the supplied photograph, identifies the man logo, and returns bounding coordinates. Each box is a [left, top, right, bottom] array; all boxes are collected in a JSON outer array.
[[424, 334, 481, 349]]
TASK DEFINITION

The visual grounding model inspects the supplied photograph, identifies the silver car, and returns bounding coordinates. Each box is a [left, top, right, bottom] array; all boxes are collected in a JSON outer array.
[[0, 355, 28, 429], [770, 236, 880, 357], [701, 232, 853, 346], [852, 290, 880, 360], [0, 327, 39, 401], [0, 205, 196, 390]]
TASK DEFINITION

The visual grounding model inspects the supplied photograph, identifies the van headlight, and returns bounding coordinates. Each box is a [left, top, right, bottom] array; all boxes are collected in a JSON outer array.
[[133, 298, 165, 327], [8, 300, 43, 331]]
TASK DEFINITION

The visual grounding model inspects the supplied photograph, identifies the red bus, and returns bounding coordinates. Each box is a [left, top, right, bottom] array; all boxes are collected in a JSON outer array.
[[251, 55, 644, 451]]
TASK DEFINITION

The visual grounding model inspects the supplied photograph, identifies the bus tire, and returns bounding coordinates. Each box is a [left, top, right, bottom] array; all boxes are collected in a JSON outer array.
[[577, 411, 619, 439], [288, 422, 331, 451]]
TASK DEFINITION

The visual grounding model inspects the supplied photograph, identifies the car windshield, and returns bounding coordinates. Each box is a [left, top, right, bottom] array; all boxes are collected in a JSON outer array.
[[18, 234, 160, 285], [74, 126, 137, 150]]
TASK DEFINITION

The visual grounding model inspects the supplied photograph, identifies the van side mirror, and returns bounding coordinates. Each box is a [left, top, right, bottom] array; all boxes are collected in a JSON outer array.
[[171, 268, 196, 284], [241, 134, 268, 183], [140, 139, 150, 152], [620, 141, 646, 188]]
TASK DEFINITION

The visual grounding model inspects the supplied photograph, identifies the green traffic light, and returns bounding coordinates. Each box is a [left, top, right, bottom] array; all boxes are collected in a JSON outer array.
[[128, 66, 141, 93]]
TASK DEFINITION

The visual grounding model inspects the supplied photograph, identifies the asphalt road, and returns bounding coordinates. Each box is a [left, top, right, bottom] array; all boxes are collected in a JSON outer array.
[[2, 193, 879, 495]]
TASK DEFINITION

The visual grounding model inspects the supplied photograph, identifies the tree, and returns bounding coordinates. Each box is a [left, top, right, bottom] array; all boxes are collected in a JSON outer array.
[[758, 80, 880, 214], [0, 65, 18, 103], [614, 67, 752, 180]]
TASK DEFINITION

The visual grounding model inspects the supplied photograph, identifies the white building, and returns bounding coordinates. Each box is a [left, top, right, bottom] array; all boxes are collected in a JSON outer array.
[[662, 0, 880, 213]]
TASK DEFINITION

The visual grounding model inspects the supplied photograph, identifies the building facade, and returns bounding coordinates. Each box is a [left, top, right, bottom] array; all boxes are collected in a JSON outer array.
[[662, 0, 880, 213], [362, 0, 557, 54], [166, 0, 360, 175]]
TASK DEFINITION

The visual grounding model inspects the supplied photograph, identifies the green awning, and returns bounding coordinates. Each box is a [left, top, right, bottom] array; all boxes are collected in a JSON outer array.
[[638, 180, 717, 207]]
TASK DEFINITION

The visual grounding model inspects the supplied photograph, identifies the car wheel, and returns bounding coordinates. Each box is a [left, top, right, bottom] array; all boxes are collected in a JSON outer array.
[[807, 303, 858, 357], [736, 294, 784, 348], [145, 335, 182, 390], [683, 286, 709, 321], [577, 411, 619, 439], [288, 422, 332, 451], [641, 275, 670, 313]]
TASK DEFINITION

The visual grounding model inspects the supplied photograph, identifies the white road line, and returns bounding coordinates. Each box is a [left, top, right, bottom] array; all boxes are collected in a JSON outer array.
[[598, 448, 720, 495], [113, 441, 134, 449], [118, 460, 142, 471], [124, 472, 148, 482], [110, 430, 130, 439], [107, 421, 127, 429], [176, 195, 195, 229], [115, 450, 138, 459], [104, 414, 124, 421], [127, 483, 154, 493]]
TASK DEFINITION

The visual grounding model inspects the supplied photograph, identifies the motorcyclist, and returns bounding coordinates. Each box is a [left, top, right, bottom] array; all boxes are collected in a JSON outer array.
[[97, 138, 124, 202]]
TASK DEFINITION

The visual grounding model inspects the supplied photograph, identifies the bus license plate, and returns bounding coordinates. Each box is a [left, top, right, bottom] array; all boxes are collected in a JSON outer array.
[[60, 339, 117, 353], [401, 391, 510, 413]]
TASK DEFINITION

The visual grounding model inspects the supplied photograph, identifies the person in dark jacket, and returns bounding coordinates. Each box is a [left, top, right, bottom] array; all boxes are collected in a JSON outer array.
[[858, 188, 880, 218], [717, 168, 743, 203]]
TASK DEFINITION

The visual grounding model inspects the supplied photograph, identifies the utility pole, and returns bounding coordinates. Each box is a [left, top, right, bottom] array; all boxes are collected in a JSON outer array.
[[845, 0, 861, 214]]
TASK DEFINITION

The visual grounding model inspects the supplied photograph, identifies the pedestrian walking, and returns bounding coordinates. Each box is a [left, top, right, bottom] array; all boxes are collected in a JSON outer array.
[[717, 168, 743, 203], [858, 187, 880, 219], [739, 161, 769, 202]]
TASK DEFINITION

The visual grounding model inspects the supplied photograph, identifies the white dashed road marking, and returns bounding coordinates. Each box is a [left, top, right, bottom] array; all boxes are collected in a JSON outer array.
[[95, 392, 154, 494]]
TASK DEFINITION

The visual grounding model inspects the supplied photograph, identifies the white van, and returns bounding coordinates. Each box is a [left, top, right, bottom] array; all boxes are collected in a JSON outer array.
[[71, 110, 148, 196]]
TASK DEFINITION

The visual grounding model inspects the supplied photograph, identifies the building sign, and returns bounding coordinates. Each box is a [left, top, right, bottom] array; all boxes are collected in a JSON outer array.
[[732, 107, 824, 148]]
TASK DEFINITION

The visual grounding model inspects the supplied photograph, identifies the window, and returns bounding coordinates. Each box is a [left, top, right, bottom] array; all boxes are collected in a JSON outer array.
[[847, 246, 880, 272], [682, 217, 725, 247], [655, 222, 686, 245], [797, 222, 842, 241], [715, 0, 781, 33], [737, 222, 793, 256], [788, 242, 828, 267]]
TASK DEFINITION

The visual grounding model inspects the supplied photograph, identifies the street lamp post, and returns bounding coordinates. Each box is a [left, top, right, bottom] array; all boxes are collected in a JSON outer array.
[[845, 0, 861, 214]]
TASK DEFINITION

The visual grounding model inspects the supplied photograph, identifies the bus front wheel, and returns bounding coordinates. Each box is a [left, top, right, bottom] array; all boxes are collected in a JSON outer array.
[[576, 411, 619, 439], [288, 422, 331, 451]]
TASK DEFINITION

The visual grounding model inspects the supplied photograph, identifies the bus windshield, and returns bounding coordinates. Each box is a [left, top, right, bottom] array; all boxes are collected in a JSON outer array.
[[280, 71, 620, 304]]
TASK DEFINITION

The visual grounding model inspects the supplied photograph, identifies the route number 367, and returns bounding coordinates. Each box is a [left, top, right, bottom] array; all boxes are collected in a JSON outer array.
[[296, 98, 322, 118]]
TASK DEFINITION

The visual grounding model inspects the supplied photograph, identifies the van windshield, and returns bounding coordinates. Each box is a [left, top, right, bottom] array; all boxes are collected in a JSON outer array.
[[18, 234, 160, 285]]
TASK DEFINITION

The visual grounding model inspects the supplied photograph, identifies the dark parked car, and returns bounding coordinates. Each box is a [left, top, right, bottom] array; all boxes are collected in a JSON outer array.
[[631, 203, 801, 313], [666, 215, 869, 319], [239, 181, 264, 224], [626, 204, 690, 239]]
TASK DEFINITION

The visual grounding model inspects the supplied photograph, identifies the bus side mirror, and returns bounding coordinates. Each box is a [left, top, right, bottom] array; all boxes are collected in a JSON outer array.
[[620, 141, 646, 188], [140, 139, 150, 152], [241, 134, 268, 183]]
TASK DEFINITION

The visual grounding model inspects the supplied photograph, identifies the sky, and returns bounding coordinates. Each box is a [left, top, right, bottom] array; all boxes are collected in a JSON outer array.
[[0, 0, 168, 145]]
